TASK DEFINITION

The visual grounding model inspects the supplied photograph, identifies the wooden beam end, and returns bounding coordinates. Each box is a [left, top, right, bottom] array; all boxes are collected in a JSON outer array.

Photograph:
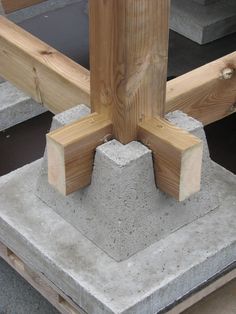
[[47, 114, 113, 195], [138, 117, 203, 201], [179, 141, 203, 201]]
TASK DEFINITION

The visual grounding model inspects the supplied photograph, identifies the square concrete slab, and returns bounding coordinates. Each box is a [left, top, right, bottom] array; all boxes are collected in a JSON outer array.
[[0, 159, 235, 314]]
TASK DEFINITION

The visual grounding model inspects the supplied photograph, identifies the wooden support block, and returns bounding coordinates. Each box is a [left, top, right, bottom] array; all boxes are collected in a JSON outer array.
[[47, 113, 113, 195], [0, 16, 90, 114], [90, 0, 170, 143], [1, 0, 46, 13], [138, 118, 203, 201]]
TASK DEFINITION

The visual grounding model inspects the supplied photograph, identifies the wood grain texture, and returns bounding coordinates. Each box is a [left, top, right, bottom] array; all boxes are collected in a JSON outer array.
[[89, 0, 170, 143], [0, 241, 86, 314], [47, 113, 113, 195], [0, 16, 90, 114], [138, 117, 203, 201], [1, 0, 46, 13], [166, 52, 236, 125]]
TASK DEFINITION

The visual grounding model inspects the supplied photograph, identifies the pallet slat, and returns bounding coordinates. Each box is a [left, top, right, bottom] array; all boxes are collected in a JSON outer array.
[[0, 241, 86, 314]]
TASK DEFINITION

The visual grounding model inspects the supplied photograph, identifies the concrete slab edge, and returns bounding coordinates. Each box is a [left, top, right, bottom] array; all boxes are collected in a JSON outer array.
[[0, 160, 235, 314], [0, 81, 47, 131]]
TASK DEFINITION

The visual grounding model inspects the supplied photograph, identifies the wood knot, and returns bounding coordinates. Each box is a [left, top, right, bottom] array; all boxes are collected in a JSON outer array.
[[40, 50, 53, 56], [221, 67, 234, 80]]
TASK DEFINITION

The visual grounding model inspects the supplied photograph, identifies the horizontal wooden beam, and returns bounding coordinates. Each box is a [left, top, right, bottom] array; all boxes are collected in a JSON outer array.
[[1, 0, 46, 13], [166, 52, 236, 125], [138, 117, 203, 201], [0, 17, 235, 126], [0, 16, 90, 114], [47, 113, 113, 195]]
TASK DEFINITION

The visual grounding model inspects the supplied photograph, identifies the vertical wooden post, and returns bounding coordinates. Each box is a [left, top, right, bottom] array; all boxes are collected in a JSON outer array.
[[47, 0, 203, 200], [89, 0, 170, 144]]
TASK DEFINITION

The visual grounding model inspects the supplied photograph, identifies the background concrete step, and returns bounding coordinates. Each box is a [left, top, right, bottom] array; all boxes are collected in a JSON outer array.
[[193, 0, 219, 5], [171, 0, 236, 44], [0, 81, 46, 131]]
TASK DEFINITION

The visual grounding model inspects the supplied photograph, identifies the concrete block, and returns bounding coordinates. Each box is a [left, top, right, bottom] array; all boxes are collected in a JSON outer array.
[[0, 77, 5, 84], [193, 0, 219, 5], [0, 159, 235, 314], [36, 106, 219, 261], [0, 1, 5, 15], [171, 0, 236, 44], [0, 81, 46, 131], [7, 0, 81, 23]]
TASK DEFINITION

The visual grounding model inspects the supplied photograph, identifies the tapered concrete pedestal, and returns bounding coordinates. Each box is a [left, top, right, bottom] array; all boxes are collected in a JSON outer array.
[[37, 106, 218, 261], [0, 106, 235, 313]]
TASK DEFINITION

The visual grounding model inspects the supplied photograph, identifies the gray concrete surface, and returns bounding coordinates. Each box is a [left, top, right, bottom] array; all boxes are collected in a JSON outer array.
[[0, 258, 58, 314], [0, 1, 5, 15], [0, 81, 46, 131], [6, 0, 81, 24], [0, 158, 235, 314], [37, 107, 219, 261], [193, 0, 219, 5], [171, 0, 236, 44]]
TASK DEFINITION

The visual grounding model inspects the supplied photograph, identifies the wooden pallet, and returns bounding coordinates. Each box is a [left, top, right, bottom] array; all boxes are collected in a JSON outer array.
[[0, 239, 235, 314], [0, 240, 86, 314]]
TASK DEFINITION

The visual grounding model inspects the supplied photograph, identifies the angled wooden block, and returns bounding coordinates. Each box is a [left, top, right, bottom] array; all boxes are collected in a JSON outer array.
[[47, 113, 113, 195], [138, 117, 203, 201]]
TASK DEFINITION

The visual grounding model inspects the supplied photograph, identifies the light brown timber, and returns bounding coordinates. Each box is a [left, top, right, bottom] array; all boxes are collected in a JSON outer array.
[[0, 16, 90, 114], [0, 241, 86, 314], [1, 0, 46, 13], [166, 52, 236, 125], [47, 113, 113, 195], [89, 0, 170, 143], [138, 117, 203, 201], [0, 15, 234, 126]]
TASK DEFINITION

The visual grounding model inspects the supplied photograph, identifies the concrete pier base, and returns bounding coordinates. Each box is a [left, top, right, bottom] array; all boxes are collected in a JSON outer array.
[[0, 106, 235, 313], [0, 159, 235, 314], [37, 106, 219, 261]]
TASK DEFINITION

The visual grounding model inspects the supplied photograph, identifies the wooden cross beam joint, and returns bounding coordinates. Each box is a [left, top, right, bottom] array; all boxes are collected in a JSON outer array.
[[47, 115, 203, 201], [47, 0, 203, 202]]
